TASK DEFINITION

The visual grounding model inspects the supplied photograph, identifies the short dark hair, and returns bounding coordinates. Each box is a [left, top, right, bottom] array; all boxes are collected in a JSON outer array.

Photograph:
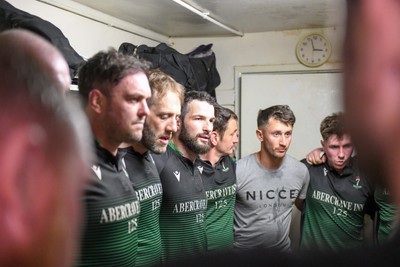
[[320, 112, 347, 141], [78, 48, 150, 102], [257, 105, 296, 128], [181, 90, 218, 120], [213, 105, 238, 136]]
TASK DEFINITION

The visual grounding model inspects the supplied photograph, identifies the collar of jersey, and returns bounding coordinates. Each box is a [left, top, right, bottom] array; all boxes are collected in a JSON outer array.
[[168, 140, 201, 160], [168, 141, 184, 156], [324, 161, 354, 177], [94, 138, 126, 170]]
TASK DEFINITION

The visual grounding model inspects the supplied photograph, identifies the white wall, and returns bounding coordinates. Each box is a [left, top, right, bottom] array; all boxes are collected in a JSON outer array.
[[239, 70, 343, 160], [7, 0, 162, 58], [173, 27, 345, 108]]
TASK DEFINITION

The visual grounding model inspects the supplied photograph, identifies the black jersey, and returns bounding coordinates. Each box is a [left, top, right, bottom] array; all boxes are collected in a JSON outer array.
[[201, 155, 237, 251], [152, 143, 207, 264], [301, 159, 374, 252], [77, 142, 140, 267], [122, 147, 163, 267]]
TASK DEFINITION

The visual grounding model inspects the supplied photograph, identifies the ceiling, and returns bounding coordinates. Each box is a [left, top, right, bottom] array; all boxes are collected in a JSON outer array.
[[71, 0, 347, 38]]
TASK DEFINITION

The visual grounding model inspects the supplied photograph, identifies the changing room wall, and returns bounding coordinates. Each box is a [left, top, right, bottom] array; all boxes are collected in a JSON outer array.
[[7, 0, 162, 58], [173, 28, 345, 110]]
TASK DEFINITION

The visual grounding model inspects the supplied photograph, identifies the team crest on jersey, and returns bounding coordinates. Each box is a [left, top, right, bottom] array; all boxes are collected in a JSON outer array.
[[197, 166, 204, 174], [222, 162, 230, 172], [353, 175, 362, 189], [92, 165, 102, 180], [323, 167, 328, 176], [173, 171, 181, 181]]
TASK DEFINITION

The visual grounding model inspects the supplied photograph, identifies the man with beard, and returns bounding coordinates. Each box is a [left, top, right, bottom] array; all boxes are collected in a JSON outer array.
[[234, 105, 309, 253], [121, 69, 184, 266], [77, 48, 151, 267], [200, 106, 239, 251], [152, 90, 217, 264]]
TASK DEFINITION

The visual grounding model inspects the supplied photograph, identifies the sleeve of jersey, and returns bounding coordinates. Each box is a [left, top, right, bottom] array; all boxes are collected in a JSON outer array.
[[300, 158, 312, 169], [235, 158, 246, 191], [298, 166, 311, 200]]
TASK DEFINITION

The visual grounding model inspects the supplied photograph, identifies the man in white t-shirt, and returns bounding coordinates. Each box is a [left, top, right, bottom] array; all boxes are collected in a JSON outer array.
[[234, 105, 309, 253]]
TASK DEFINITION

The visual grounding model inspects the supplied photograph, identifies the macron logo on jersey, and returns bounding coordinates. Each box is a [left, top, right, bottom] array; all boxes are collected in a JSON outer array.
[[92, 165, 102, 180], [122, 158, 126, 169], [173, 171, 181, 182], [198, 166, 204, 174], [148, 154, 156, 165], [121, 158, 129, 178]]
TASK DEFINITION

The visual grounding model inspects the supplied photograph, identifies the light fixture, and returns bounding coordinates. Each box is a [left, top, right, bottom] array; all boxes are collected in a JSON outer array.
[[37, 0, 168, 43], [172, 0, 244, 37]]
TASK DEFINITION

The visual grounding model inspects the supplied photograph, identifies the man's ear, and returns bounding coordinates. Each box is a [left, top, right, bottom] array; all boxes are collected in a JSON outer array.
[[210, 132, 219, 146], [256, 129, 263, 142], [88, 89, 105, 114], [320, 140, 325, 148], [0, 125, 51, 247]]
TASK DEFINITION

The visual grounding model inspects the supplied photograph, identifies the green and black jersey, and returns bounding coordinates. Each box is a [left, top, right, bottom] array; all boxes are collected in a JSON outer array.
[[201, 155, 237, 251], [77, 142, 140, 267], [152, 143, 207, 264], [300, 159, 374, 252], [122, 148, 163, 266], [374, 186, 397, 245]]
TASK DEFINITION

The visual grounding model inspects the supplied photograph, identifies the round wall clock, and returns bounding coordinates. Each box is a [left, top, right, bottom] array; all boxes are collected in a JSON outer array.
[[296, 33, 332, 67]]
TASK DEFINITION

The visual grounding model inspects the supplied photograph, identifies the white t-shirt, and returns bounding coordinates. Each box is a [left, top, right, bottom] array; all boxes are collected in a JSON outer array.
[[234, 153, 310, 252]]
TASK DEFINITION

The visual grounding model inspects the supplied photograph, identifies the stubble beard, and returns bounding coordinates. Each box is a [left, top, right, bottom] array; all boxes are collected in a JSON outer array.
[[104, 111, 142, 145], [141, 124, 166, 154]]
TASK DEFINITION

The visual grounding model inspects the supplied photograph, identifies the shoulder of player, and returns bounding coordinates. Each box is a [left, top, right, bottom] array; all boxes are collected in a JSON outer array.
[[236, 153, 255, 167], [284, 154, 310, 170]]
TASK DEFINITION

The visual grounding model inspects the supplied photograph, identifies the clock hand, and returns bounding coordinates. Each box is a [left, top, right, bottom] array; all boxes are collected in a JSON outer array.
[[311, 39, 324, 51]]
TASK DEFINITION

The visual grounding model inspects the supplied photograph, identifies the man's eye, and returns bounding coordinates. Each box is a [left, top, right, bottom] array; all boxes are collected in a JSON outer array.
[[128, 97, 141, 103], [160, 115, 169, 120]]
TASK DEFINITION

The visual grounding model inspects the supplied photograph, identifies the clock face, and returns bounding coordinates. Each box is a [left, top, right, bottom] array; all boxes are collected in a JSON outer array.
[[296, 34, 332, 67]]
